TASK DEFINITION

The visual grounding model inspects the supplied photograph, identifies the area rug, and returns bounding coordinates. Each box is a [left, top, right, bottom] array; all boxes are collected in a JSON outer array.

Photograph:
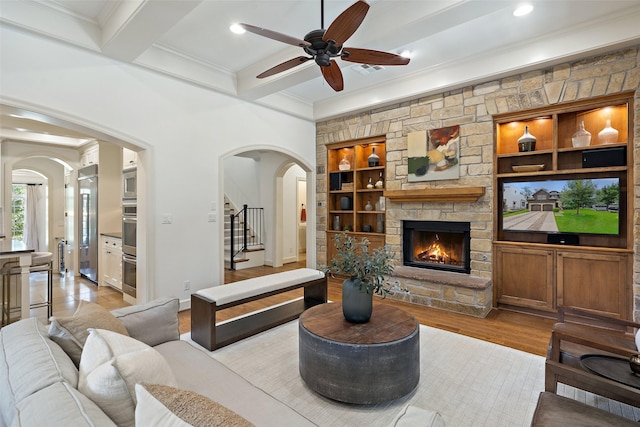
[[184, 321, 545, 426]]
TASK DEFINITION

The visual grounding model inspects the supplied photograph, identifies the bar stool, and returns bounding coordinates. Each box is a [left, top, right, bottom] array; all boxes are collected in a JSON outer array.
[[1, 252, 53, 326]]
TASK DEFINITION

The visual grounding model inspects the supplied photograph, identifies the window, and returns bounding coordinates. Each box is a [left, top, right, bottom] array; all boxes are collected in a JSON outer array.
[[11, 184, 26, 243]]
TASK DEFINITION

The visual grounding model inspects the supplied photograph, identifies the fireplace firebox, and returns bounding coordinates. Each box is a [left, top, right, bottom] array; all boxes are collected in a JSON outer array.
[[403, 221, 471, 274]]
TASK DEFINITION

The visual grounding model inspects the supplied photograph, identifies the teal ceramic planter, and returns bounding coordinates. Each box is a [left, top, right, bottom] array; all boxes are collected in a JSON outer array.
[[342, 277, 373, 323]]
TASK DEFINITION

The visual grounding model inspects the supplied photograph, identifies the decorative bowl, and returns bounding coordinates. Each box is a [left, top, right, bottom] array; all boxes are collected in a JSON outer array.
[[630, 354, 640, 377], [512, 164, 545, 173]]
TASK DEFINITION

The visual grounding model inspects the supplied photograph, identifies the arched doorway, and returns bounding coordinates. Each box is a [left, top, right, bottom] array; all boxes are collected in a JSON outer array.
[[220, 147, 315, 279], [4, 154, 73, 273]]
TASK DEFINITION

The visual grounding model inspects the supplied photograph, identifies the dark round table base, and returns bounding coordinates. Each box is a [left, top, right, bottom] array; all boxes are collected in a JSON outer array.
[[298, 312, 420, 404]]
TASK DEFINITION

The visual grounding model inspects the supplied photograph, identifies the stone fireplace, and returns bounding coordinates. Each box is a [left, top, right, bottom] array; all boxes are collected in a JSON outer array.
[[371, 188, 491, 317], [402, 220, 471, 274], [316, 47, 640, 320]]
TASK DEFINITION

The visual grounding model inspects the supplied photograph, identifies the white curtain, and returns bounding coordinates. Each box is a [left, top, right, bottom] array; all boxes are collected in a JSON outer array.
[[24, 185, 42, 251]]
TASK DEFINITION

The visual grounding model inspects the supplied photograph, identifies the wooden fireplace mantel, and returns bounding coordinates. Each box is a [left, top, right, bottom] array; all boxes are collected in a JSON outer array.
[[383, 187, 485, 202]]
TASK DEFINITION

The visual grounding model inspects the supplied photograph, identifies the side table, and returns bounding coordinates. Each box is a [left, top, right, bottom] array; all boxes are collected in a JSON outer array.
[[298, 302, 420, 404]]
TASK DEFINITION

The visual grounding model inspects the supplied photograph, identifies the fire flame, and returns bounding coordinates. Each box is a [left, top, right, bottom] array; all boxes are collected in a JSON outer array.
[[415, 234, 452, 264]]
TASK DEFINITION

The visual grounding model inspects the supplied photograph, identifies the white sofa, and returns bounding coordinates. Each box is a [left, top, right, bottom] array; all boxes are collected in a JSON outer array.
[[0, 297, 315, 427]]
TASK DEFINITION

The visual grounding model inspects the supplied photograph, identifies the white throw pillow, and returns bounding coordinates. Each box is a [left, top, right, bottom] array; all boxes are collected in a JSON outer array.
[[636, 329, 640, 351], [78, 328, 176, 427], [391, 404, 446, 427]]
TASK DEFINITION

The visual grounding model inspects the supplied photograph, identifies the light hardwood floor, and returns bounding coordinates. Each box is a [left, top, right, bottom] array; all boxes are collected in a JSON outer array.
[[21, 262, 555, 356]]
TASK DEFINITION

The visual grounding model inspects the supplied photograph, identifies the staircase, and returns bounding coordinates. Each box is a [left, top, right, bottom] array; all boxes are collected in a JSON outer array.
[[223, 196, 265, 270]]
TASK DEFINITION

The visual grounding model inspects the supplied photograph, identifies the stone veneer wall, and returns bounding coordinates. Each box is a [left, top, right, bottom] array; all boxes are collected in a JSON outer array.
[[316, 46, 640, 320]]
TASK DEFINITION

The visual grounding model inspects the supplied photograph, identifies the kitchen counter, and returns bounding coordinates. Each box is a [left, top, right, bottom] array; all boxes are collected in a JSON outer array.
[[101, 232, 122, 239]]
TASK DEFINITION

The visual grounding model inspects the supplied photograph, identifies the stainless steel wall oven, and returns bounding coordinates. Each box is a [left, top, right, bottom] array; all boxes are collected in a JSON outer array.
[[122, 254, 136, 298], [122, 202, 137, 256], [122, 186, 137, 298]]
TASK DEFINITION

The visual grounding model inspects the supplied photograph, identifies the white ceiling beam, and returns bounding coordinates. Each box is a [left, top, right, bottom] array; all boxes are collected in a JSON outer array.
[[313, 7, 640, 121], [0, 0, 101, 51], [100, 0, 202, 62]]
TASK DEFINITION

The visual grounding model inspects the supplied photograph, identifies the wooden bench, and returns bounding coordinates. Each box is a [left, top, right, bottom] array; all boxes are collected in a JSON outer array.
[[190, 268, 327, 351]]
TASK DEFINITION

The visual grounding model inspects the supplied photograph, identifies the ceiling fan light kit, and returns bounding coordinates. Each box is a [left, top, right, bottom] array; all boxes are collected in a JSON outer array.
[[239, 0, 410, 92]]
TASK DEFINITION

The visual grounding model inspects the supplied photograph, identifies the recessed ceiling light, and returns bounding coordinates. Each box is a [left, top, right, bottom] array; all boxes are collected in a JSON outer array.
[[229, 23, 245, 34], [400, 50, 412, 59], [513, 4, 533, 17]]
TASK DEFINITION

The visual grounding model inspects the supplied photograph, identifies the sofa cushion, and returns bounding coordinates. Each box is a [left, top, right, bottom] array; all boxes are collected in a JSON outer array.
[[13, 381, 116, 427], [0, 318, 78, 427], [111, 297, 180, 346], [155, 340, 316, 426], [135, 383, 253, 427], [48, 300, 130, 366], [78, 328, 176, 427]]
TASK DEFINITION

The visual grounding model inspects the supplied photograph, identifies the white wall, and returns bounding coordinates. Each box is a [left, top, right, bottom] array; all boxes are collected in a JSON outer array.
[[0, 25, 316, 305], [223, 156, 260, 209]]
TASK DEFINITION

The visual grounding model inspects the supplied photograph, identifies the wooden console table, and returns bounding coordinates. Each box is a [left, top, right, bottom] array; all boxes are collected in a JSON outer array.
[[298, 303, 420, 404]]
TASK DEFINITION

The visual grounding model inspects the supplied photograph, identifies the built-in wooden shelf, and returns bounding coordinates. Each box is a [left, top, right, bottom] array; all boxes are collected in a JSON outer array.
[[383, 187, 485, 202]]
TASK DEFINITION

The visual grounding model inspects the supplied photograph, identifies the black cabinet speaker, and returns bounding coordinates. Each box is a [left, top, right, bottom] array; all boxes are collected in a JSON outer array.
[[330, 172, 342, 191], [582, 146, 626, 168]]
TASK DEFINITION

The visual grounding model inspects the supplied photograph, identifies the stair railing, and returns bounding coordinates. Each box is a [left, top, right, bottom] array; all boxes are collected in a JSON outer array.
[[229, 204, 264, 270]]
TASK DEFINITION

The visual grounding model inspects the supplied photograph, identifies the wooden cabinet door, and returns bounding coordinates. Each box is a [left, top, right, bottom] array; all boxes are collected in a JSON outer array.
[[557, 251, 629, 319], [495, 245, 555, 311]]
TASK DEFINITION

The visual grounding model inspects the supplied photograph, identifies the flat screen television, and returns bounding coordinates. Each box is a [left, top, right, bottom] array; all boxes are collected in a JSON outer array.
[[501, 177, 620, 236]]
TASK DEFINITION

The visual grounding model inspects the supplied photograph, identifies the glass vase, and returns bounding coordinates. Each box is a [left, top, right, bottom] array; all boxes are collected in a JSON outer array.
[[338, 155, 351, 170], [571, 121, 591, 147], [598, 119, 618, 144]]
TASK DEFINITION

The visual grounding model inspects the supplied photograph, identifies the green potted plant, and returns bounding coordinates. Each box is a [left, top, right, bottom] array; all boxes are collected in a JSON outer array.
[[323, 232, 395, 323]]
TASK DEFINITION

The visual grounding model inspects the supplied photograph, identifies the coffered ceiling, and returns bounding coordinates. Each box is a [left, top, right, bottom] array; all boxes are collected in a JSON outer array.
[[1, 0, 640, 146]]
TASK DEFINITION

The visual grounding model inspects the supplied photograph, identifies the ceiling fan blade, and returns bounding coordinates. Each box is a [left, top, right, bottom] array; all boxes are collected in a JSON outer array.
[[239, 23, 311, 48], [320, 60, 344, 92], [323, 0, 369, 46], [257, 56, 312, 79], [341, 48, 410, 66]]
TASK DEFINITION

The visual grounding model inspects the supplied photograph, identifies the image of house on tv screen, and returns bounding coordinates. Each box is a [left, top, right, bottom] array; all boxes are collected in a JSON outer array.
[[502, 178, 620, 235]]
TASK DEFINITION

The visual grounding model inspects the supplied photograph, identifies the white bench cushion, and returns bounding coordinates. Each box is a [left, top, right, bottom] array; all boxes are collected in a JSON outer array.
[[196, 268, 324, 306]]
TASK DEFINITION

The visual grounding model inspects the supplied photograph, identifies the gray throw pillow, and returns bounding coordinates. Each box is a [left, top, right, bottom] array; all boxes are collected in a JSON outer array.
[[48, 300, 130, 366], [111, 297, 180, 346]]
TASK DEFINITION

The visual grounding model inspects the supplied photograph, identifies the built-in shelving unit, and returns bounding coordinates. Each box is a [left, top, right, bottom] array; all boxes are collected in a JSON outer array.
[[326, 136, 386, 261], [492, 92, 634, 319]]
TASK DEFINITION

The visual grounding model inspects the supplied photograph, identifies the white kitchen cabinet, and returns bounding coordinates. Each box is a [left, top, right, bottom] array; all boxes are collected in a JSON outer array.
[[122, 148, 137, 169], [80, 143, 99, 167], [100, 235, 122, 291]]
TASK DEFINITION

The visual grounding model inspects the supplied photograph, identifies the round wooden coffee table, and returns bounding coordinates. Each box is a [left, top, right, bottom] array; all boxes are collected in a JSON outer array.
[[298, 302, 420, 404]]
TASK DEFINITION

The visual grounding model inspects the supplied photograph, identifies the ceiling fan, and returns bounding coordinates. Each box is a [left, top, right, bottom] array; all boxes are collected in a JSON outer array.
[[239, 0, 410, 92]]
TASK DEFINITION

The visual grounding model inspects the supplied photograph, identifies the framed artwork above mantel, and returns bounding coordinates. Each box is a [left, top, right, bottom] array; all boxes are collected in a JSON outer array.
[[407, 125, 460, 182]]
